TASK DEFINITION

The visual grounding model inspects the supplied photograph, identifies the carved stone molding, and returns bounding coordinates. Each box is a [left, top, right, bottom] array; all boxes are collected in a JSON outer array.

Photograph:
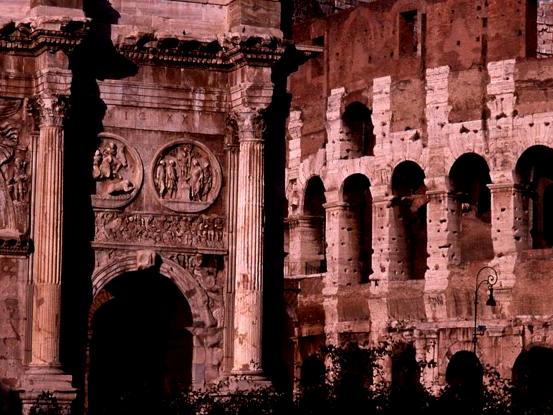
[[151, 139, 222, 213], [94, 210, 226, 252], [92, 133, 143, 209]]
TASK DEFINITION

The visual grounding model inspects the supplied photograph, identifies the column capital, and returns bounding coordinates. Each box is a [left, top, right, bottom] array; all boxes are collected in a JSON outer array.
[[229, 109, 266, 142], [27, 94, 69, 129]]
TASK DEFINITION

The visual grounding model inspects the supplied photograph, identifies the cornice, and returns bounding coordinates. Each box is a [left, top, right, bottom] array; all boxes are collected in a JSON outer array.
[[0, 21, 87, 55], [0, 22, 289, 70]]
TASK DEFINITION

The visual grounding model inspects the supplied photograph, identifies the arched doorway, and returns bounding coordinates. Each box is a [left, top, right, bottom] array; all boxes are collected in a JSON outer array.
[[88, 269, 193, 415], [512, 345, 553, 413], [438, 350, 483, 414]]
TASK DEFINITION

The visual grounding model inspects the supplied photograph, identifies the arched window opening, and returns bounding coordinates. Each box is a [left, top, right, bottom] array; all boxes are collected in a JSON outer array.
[[449, 153, 493, 262], [343, 174, 372, 283], [512, 346, 553, 413], [440, 351, 483, 413], [515, 145, 553, 249], [303, 176, 327, 274], [342, 102, 375, 157], [391, 161, 427, 280]]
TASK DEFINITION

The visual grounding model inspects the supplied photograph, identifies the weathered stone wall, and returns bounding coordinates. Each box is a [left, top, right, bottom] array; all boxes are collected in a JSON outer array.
[[286, 0, 553, 389]]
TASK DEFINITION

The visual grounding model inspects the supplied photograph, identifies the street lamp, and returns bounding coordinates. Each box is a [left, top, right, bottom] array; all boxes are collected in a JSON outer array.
[[472, 266, 499, 353]]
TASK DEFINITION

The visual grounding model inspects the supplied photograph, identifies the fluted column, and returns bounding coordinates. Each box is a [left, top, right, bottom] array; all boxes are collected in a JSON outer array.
[[232, 110, 265, 375], [21, 94, 75, 415], [30, 94, 66, 369]]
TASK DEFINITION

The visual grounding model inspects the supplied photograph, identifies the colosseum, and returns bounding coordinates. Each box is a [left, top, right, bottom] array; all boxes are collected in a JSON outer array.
[[0, 0, 552, 413]]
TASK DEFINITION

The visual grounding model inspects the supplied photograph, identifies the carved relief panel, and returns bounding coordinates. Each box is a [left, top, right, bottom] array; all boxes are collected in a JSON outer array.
[[92, 133, 143, 209], [151, 139, 222, 213], [0, 98, 31, 242]]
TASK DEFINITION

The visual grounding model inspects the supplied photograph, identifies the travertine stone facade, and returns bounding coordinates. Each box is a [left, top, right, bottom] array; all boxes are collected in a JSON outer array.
[[286, 0, 553, 392]]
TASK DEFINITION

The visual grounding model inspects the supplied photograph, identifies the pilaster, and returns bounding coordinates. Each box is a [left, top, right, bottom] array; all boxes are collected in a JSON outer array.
[[372, 76, 392, 156], [223, 113, 240, 373], [424, 178, 457, 321], [368, 187, 393, 338], [325, 87, 348, 162], [321, 200, 346, 346]]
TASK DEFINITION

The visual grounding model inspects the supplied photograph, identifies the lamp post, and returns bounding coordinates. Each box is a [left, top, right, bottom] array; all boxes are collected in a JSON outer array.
[[472, 266, 499, 353]]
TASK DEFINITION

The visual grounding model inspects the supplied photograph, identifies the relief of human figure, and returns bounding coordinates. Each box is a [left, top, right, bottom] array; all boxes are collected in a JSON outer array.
[[10, 157, 28, 202], [201, 162, 213, 201], [155, 159, 167, 198], [92, 150, 102, 179], [165, 159, 178, 199], [189, 157, 204, 201]]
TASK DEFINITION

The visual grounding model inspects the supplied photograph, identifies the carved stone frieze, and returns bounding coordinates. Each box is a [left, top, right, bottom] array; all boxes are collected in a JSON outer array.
[[94, 211, 226, 251], [91, 133, 143, 209], [151, 139, 222, 213]]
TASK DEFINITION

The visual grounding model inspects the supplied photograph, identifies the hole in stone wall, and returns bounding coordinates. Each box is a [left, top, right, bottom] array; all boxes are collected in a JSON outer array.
[[391, 161, 428, 280], [399, 10, 419, 57], [526, 0, 538, 57], [343, 174, 372, 283], [342, 102, 375, 157]]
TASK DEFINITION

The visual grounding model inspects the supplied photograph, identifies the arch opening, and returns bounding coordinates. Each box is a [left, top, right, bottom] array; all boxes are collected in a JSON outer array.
[[512, 345, 553, 413], [515, 145, 553, 249], [302, 176, 327, 274], [439, 351, 483, 413], [391, 161, 427, 280], [88, 269, 193, 415], [342, 102, 375, 157], [449, 153, 493, 262], [343, 174, 373, 283]]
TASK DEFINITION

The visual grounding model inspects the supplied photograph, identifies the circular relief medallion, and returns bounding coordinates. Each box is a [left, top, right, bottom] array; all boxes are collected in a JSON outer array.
[[91, 133, 143, 209], [151, 139, 222, 213]]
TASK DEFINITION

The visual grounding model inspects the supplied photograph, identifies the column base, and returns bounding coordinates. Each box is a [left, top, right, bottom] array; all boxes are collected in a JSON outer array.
[[19, 366, 77, 415]]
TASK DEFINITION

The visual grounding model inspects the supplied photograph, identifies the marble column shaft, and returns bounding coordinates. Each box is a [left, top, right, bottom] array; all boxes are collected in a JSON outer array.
[[232, 112, 264, 374], [30, 96, 66, 368]]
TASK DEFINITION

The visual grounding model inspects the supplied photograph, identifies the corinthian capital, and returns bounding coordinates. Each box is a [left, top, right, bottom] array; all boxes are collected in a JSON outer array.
[[27, 94, 69, 129], [231, 108, 267, 142]]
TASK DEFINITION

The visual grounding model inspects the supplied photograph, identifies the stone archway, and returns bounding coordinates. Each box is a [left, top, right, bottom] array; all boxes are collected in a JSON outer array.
[[88, 268, 193, 415], [86, 253, 223, 413]]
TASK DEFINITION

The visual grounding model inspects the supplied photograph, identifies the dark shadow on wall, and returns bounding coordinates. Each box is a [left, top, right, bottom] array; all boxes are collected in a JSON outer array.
[[261, 46, 297, 392], [60, 1, 137, 414]]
